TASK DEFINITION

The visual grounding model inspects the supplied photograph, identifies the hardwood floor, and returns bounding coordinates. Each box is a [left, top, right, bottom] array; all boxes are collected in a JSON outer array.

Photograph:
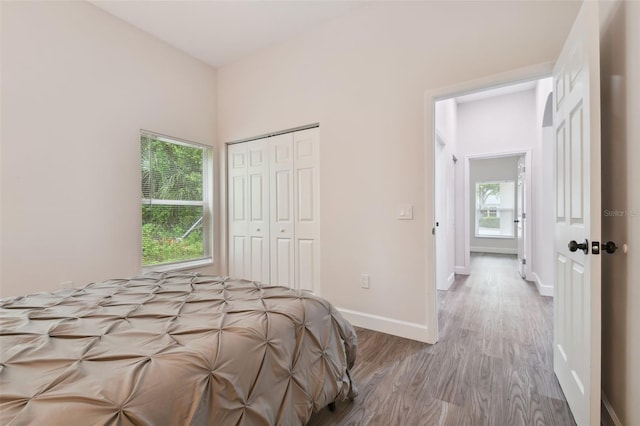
[[307, 253, 575, 426]]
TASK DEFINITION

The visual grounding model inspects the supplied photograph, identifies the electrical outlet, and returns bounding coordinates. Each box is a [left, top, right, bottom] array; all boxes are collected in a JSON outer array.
[[360, 274, 369, 289]]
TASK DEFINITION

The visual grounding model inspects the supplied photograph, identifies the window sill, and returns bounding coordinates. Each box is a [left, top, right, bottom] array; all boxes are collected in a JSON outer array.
[[142, 257, 213, 274], [474, 235, 515, 240]]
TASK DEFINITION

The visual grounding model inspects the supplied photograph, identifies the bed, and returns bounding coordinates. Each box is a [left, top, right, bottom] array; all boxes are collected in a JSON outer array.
[[0, 272, 357, 425]]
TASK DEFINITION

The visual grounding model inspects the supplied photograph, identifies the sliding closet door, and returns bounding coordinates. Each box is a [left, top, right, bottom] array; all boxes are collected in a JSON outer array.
[[246, 139, 270, 283], [227, 142, 249, 279], [269, 133, 295, 287], [228, 139, 270, 282], [228, 127, 320, 291], [293, 128, 320, 293]]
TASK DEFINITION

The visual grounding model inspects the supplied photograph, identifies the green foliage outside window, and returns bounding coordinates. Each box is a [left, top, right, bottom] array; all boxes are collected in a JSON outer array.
[[477, 183, 501, 229], [476, 182, 501, 207], [142, 206, 204, 265], [479, 216, 500, 228], [141, 135, 207, 266]]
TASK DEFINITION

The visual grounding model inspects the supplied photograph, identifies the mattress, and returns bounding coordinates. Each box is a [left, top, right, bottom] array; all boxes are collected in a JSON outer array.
[[0, 272, 357, 425]]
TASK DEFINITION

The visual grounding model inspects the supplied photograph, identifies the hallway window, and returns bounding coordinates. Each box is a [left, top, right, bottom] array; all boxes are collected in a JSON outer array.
[[475, 180, 515, 237]]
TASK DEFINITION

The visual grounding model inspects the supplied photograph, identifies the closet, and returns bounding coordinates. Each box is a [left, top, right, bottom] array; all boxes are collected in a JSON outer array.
[[227, 127, 320, 293]]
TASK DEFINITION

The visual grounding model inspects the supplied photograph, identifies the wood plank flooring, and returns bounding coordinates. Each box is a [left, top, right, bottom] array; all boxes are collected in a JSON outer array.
[[307, 253, 575, 426]]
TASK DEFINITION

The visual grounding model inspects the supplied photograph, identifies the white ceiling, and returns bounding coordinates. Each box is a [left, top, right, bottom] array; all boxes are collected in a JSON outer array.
[[89, 1, 367, 68]]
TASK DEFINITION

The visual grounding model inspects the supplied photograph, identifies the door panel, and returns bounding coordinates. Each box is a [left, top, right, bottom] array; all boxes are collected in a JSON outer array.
[[275, 171, 292, 221], [231, 236, 246, 278], [556, 253, 568, 362], [293, 128, 320, 293], [249, 174, 264, 221], [556, 125, 566, 219], [297, 168, 314, 222], [570, 104, 584, 222], [232, 177, 245, 221], [228, 143, 248, 279], [274, 238, 293, 287], [270, 134, 295, 287], [250, 236, 266, 282], [297, 239, 315, 291], [247, 139, 270, 283], [553, 2, 601, 425], [228, 139, 270, 283]]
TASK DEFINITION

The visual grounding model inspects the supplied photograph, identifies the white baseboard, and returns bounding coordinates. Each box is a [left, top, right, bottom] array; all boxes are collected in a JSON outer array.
[[454, 265, 470, 275], [470, 247, 518, 255], [533, 272, 554, 297], [437, 272, 456, 291], [601, 392, 622, 426], [337, 308, 434, 344]]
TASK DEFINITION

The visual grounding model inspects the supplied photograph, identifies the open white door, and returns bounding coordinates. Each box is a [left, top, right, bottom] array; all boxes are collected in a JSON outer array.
[[553, 2, 601, 425]]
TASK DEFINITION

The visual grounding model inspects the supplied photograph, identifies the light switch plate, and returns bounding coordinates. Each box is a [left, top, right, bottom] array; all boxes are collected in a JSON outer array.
[[398, 204, 414, 220], [360, 274, 369, 289]]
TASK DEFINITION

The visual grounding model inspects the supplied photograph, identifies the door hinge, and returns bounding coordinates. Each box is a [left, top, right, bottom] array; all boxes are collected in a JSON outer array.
[[432, 227, 435, 235], [522, 259, 527, 265], [522, 212, 526, 220]]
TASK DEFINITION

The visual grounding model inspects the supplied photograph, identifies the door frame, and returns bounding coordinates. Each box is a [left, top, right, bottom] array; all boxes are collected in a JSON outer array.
[[462, 150, 532, 281], [424, 62, 553, 343], [516, 155, 527, 279]]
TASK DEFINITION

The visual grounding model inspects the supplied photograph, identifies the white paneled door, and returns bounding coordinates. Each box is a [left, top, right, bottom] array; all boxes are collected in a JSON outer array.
[[247, 139, 270, 283], [293, 128, 320, 293], [553, 2, 601, 425], [227, 127, 320, 293], [228, 142, 249, 279], [228, 139, 270, 283], [269, 133, 295, 287]]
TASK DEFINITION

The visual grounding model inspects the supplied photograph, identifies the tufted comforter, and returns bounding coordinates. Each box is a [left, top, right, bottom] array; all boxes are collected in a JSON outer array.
[[0, 273, 357, 425]]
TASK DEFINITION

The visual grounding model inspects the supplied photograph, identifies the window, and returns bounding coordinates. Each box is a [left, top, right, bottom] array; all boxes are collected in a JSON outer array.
[[141, 132, 212, 268], [475, 180, 515, 238]]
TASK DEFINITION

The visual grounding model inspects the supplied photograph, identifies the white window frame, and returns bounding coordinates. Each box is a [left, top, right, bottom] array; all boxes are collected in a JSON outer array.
[[141, 130, 214, 272]]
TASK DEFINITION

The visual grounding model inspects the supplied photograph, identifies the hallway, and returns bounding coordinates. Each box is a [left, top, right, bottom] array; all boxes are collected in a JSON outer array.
[[308, 253, 575, 425]]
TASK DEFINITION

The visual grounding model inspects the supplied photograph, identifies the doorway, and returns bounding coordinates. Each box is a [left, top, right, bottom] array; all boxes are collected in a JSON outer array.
[[433, 78, 552, 290], [468, 153, 526, 276], [427, 6, 603, 424]]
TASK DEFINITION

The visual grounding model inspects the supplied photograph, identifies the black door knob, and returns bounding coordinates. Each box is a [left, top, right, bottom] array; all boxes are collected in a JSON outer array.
[[602, 241, 618, 254], [568, 239, 589, 254]]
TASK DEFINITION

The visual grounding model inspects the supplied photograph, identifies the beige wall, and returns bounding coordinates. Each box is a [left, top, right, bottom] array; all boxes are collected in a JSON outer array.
[[0, 1, 219, 297], [600, 1, 640, 424], [218, 1, 580, 327]]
